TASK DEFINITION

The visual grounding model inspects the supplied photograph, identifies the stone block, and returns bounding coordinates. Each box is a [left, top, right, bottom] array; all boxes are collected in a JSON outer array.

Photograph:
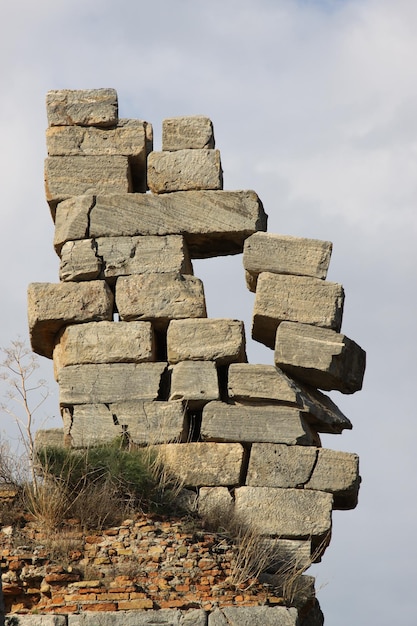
[[234, 487, 333, 538], [53, 321, 155, 373], [44, 155, 132, 211], [243, 232, 332, 291], [59, 239, 101, 281], [58, 362, 167, 405], [169, 361, 219, 408], [69, 610, 207, 626], [28, 281, 114, 359], [201, 401, 314, 445], [147, 149, 223, 193], [46, 88, 118, 128], [6, 616, 67, 626], [162, 116, 215, 150], [252, 273, 344, 349], [88, 190, 267, 258], [156, 442, 244, 487], [35, 428, 65, 450], [260, 538, 313, 574], [305, 448, 360, 509], [116, 273, 206, 329], [209, 606, 299, 626], [53, 195, 93, 249], [197, 487, 234, 523], [68, 404, 121, 447], [167, 319, 246, 364], [247, 444, 318, 488], [275, 322, 366, 393]]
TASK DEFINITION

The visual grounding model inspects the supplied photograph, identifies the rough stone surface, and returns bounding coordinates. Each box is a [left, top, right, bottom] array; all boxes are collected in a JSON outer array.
[[275, 322, 366, 394], [169, 360, 219, 408], [5, 618, 67, 625], [88, 190, 267, 258], [46, 88, 118, 128], [45, 156, 132, 211], [116, 273, 207, 329], [305, 448, 360, 509], [35, 428, 65, 449], [260, 538, 313, 574], [201, 402, 314, 445], [197, 486, 234, 521], [67, 403, 120, 447], [234, 487, 333, 538], [163, 116, 215, 151], [247, 444, 318, 489], [209, 606, 299, 625], [53, 321, 155, 373], [294, 384, 352, 434], [147, 149, 223, 193], [53, 195, 92, 248], [243, 232, 332, 291], [252, 274, 345, 349], [28, 281, 114, 359], [157, 442, 244, 487], [59, 239, 101, 281], [167, 319, 246, 365], [68, 610, 207, 626], [58, 362, 167, 405]]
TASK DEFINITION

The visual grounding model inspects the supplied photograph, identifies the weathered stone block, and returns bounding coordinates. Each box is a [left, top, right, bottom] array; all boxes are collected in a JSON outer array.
[[201, 402, 314, 445], [59, 239, 101, 281], [45, 155, 132, 211], [167, 319, 246, 364], [275, 322, 366, 393], [305, 448, 360, 509], [247, 444, 317, 488], [243, 232, 332, 291], [53, 195, 92, 249], [197, 487, 234, 522], [46, 88, 118, 128], [252, 273, 344, 349], [6, 616, 67, 626], [28, 281, 114, 359], [59, 362, 167, 405], [35, 428, 65, 450], [260, 538, 313, 574], [68, 404, 120, 447], [162, 116, 215, 151], [209, 606, 299, 626], [116, 273, 206, 329], [69, 610, 207, 626], [88, 190, 267, 258], [169, 361, 219, 408], [156, 442, 244, 487], [234, 487, 333, 538], [147, 149, 223, 193], [53, 321, 155, 373]]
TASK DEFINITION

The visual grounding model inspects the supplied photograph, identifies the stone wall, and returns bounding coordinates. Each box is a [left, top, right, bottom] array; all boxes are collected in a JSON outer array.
[[15, 89, 365, 624]]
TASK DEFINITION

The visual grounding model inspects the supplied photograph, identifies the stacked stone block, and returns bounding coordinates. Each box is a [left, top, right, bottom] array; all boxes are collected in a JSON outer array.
[[27, 89, 366, 622]]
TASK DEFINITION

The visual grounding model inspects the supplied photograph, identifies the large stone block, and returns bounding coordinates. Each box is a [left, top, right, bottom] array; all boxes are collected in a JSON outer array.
[[147, 149, 223, 193], [44, 155, 132, 211], [169, 361, 219, 408], [53, 321, 155, 373], [243, 232, 332, 291], [5, 616, 67, 626], [59, 239, 101, 281], [156, 442, 244, 487], [58, 362, 167, 405], [88, 190, 267, 258], [116, 273, 206, 329], [209, 606, 299, 625], [67, 404, 120, 447], [305, 448, 360, 509], [53, 195, 93, 249], [69, 610, 207, 626], [234, 487, 333, 538], [28, 281, 114, 359], [46, 88, 118, 128], [162, 116, 215, 151], [201, 401, 314, 445], [167, 319, 246, 364], [275, 322, 366, 393], [252, 273, 344, 349], [197, 486, 234, 522]]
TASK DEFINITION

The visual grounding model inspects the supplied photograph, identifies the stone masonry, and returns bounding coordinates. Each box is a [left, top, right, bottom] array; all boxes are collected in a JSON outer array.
[[20, 89, 366, 624]]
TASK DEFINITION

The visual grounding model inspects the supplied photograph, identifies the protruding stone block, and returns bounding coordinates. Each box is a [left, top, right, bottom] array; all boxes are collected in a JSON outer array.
[[234, 487, 333, 538], [247, 444, 318, 488], [169, 361, 219, 408], [46, 88, 118, 128], [28, 281, 114, 359], [59, 362, 167, 405], [59, 239, 101, 281], [275, 322, 366, 393], [209, 606, 299, 626], [45, 155, 132, 211], [252, 273, 344, 349], [162, 116, 215, 151], [53, 195, 93, 249], [201, 402, 314, 445], [147, 149, 223, 193], [305, 448, 360, 509], [116, 273, 206, 329], [53, 321, 155, 374], [243, 232, 332, 291], [88, 190, 267, 258], [156, 442, 244, 487]]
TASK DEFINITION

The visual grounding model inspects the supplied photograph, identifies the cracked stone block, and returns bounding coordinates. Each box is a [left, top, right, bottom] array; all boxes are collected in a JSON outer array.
[[53, 195, 93, 249], [167, 319, 246, 365], [201, 401, 314, 445], [162, 116, 215, 151], [58, 362, 167, 405], [116, 273, 207, 329], [305, 448, 360, 510], [59, 239, 102, 281], [275, 322, 366, 393], [247, 444, 318, 488], [252, 273, 345, 349], [28, 281, 114, 359], [243, 232, 332, 292], [147, 149, 223, 193], [169, 361, 219, 408], [68, 404, 121, 447], [46, 88, 118, 128]]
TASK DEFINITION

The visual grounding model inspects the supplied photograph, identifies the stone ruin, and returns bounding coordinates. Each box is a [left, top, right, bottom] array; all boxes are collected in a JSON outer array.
[[24, 88, 365, 625]]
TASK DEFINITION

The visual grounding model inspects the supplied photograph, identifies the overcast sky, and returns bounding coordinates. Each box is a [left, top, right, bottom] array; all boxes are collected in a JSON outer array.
[[1, 1, 416, 623]]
